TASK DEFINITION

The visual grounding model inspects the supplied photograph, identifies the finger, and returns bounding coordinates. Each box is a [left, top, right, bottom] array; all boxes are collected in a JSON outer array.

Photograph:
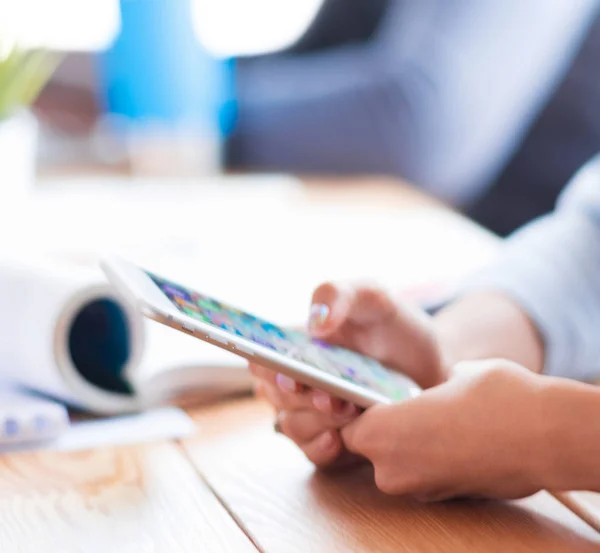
[[248, 362, 260, 377], [301, 430, 344, 468], [253, 380, 267, 401], [250, 362, 310, 396], [309, 281, 354, 337], [310, 282, 397, 337], [260, 380, 286, 410], [261, 381, 316, 411], [340, 406, 386, 458], [278, 408, 357, 444], [248, 362, 278, 386], [310, 389, 359, 418], [340, 418, 366, 457], [275, 373, 305, 394]]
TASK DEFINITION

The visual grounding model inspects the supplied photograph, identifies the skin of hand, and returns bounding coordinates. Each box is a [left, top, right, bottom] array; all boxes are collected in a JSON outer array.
[[252, 280, 600, 499], [250, 281, 446, 467], [251, 281, 547, 469], [341, 358, 600, 500], [340, 359, 549, 500]]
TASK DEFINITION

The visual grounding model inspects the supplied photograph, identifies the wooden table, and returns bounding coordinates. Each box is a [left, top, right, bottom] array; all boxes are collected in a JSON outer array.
[[2, 178, 600, 552]]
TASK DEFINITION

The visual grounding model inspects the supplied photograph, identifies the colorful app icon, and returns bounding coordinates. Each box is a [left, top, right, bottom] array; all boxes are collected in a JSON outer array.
[[197, 298, 220, 311], [311, 339, 331, 349], [261, 322, 286, 338], [175, 296, 197, 310], [184, 308, 210, 322], [252, 336, 277, 350], [219, 322, 243, 336], [342, 366, 356, 377], [164, 284, 190, 301]]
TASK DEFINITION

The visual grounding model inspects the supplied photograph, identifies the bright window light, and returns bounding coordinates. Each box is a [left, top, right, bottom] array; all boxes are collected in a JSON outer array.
[[192, 0, 323, 57], [0, 0, 322, 56], [0, 0, 120, 52]]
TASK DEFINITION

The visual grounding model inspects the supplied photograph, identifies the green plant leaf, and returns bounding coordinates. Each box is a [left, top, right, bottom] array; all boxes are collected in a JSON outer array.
[[0, 44, 60, 120]]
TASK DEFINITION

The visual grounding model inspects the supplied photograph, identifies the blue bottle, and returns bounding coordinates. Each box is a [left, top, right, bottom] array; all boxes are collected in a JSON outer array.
[[97, 0, 236, 174]]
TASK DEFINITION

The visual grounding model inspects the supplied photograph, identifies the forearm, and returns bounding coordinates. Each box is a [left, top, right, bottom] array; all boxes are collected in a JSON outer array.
[[433, 292, 544, 373], [435, 158, 600, 381], [538, 377, 600, 492]]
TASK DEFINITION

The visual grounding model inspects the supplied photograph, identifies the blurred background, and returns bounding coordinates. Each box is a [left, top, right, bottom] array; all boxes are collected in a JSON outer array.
[[2, 0, 600, 237], [2, 0, 600, 235], [4, 0, 322, 175]]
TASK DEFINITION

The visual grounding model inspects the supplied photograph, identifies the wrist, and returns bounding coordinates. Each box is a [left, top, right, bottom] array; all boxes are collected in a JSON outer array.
[[432, 292, 545, 373], [536, 377, 600, 492]]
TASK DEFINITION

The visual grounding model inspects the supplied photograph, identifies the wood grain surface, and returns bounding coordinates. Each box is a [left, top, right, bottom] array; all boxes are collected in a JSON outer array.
[[0, 441, 257, 553], [302, 178, 440, 209], [183, 398, 600, 553]]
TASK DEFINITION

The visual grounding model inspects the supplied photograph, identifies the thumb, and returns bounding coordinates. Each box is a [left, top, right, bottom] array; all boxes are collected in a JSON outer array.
[[340, 420, 363, 457], [339, 410, 379, 458], [309, 281, 397, 337], [308, 281, 355, 337]]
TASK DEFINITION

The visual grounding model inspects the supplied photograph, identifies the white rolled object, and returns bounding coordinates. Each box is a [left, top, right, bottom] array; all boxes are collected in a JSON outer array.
[[0, 256, 146, 413]]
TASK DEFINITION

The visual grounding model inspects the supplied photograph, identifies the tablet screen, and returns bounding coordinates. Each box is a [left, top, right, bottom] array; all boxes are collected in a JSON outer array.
[[148, 271, 419, 401]]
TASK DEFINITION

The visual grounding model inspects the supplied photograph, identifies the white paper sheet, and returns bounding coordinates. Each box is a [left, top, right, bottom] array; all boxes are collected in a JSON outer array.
[[0, 385, 70, 448], [0, 406, 196, 455], [52, 407, 196, 452]]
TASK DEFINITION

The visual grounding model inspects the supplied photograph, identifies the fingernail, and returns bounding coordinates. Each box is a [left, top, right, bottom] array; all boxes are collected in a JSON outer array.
[[312, 391, 332, 412], [309, 304, 329, 331], [276, 373, 297, 393]]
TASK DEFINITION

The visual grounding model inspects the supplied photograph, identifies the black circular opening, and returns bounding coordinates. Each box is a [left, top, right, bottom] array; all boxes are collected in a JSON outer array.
[[68, 298, 133, 395]]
